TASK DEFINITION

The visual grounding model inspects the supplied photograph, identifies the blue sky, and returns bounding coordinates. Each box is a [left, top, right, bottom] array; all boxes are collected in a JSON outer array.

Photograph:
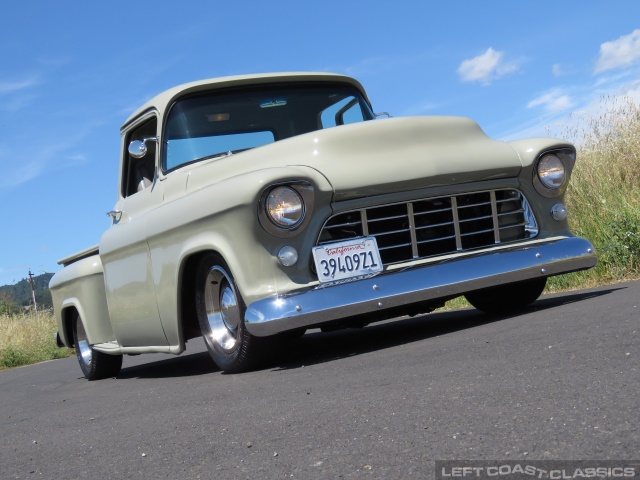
[[1, 1, 640, 286]]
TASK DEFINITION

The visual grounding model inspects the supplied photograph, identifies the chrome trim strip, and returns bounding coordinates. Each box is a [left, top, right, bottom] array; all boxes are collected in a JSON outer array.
[[360, 210, 369, 236], [372, 227, 411, 237], [450, 197, 463, 250], [368, 214, 408, 222], [416, 235, 456, 245], [460, 227, 495, 237], [378, 242, 412, 251], [245, 237, 597, 336], [407, 203, 419, 259], [459, 214, 493, 223], [415, 220, 453, 230], [490, 190, 500, 244]]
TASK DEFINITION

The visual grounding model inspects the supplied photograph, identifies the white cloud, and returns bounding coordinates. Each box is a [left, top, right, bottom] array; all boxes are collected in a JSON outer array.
[[0, 125, 100, 190], [60, 154, 88, 168], [595, 29, 640, 74], [527, 89, 574, 113], [552, 63, 573, 77], [0, 94, 37, 112], [499, 74, 640, 142], [0, 158, 47, 188], [0, 77, 40, 111], [457, 48, 518, 85], [552, 64, 563, 77], [0, 77, 40, 95]]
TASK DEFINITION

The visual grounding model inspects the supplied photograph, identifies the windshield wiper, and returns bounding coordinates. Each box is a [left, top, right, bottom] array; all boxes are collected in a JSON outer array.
[[196, 148, 251, 162]]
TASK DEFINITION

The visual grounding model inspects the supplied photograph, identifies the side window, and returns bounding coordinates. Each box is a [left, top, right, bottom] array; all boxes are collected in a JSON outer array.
[[320, 96, 366, 128], [122, 117, 157, 197]]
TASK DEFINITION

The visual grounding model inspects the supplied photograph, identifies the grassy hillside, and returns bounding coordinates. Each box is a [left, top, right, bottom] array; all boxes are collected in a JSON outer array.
[[0, 272, 54, 312]]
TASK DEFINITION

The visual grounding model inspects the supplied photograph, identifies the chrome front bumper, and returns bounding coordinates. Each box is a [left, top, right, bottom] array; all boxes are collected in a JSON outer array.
[[245, 236, 596, 336]]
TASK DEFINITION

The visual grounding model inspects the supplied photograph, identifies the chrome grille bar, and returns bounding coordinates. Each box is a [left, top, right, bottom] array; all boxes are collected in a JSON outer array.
[[360, 210, 369, 237], [450, 197, 463, 251], [407, 203, 419, 259], [490, 190, 501, 244]]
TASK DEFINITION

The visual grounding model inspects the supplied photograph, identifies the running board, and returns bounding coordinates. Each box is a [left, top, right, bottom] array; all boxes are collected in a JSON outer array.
[[92, 342, 183, 355]]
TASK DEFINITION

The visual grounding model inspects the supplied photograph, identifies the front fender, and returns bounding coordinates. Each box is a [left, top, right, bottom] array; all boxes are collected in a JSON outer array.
[[145, 164, 334, 346]]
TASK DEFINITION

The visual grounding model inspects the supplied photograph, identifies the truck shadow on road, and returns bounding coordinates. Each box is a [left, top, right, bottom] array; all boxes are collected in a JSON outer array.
[[117, 351, 218, 379], [116, 287, 621, 379], [270, 287, 622, 372]]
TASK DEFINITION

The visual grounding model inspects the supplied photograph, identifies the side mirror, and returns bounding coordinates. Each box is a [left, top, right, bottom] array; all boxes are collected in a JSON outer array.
[[128, 136, 158, 158]]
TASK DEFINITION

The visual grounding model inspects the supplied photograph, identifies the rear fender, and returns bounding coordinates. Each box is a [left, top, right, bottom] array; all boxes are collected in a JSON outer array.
[[50, 255, 116, 346]]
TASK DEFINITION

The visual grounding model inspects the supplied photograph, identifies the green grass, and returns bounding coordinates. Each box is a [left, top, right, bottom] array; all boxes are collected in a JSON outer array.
[[0, 309, 74, 371], [547, 96, 640, 291], [2, 97, 639, 370]]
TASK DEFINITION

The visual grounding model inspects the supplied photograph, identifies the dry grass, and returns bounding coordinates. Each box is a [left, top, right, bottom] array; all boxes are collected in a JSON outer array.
[[437, 96, 640, 307], [0, 309, 73, 370], [547, 96, 640, 291]]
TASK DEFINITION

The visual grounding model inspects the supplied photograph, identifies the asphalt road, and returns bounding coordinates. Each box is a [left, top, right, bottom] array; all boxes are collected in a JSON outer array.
[[1, 281, 638, 480]]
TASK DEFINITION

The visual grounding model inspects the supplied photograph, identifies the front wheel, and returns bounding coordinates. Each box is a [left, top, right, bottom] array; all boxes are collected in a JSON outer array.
[[195, 254, 262, 373], [72, 313, 122, 380], [464, 277, 547, 314]]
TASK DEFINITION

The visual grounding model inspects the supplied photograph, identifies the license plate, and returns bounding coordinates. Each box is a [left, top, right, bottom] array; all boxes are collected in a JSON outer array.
[[312, 237, 383, 284]]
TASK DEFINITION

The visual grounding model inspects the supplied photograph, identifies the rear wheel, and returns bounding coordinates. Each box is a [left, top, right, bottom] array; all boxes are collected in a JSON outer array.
[[464, 277, 547, 314], [72, 313, 122, 380], [195, 254, 262, 373]]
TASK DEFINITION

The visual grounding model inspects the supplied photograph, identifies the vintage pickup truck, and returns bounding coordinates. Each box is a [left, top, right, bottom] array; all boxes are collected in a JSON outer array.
[[50, 72, 597, 380]]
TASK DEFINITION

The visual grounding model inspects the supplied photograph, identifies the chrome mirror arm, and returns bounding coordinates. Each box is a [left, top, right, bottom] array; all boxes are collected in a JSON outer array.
[[128, 136, 159, 159]]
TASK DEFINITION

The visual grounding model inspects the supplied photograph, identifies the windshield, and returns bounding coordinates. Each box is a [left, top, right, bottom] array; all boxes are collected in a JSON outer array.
[[163, 84, 374, 171]]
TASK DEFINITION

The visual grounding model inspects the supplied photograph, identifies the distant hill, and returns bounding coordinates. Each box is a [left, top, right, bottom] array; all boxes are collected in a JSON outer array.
[[0, 273, 54, 310]]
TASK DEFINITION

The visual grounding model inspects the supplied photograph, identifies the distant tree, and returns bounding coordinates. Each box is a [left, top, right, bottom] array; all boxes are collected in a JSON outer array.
[[0, 292, 19, 316]]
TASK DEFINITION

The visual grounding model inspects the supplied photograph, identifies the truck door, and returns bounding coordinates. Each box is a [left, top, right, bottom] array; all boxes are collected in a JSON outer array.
[[100, 113, 169, 347]]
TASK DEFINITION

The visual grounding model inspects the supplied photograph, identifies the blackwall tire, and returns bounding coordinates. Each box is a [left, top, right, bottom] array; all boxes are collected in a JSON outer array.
[[72, 313, 123, 380], [464, 277, 547, 314]]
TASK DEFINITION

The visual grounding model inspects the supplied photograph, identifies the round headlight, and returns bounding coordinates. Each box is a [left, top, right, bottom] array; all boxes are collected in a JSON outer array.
[[266, 187, 304, 228], [538, 154, 566, 189]]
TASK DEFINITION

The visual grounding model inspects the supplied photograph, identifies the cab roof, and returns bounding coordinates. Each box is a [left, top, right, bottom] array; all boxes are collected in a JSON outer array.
[[121, 72, 371, 131]]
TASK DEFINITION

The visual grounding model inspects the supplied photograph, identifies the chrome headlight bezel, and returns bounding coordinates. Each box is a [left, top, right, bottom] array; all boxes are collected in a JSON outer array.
[[533, 148, 576, 198], [258, 182, 315, 238]]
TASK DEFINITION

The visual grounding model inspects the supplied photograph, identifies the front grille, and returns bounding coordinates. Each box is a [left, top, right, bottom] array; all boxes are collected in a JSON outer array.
[[317, 189, 538, 266]]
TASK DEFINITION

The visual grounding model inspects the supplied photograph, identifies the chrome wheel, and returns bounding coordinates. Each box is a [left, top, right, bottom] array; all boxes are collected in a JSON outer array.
[[203, 266, 242, 354], [75, 318, 93, 366], [195, 254, 262, 373]]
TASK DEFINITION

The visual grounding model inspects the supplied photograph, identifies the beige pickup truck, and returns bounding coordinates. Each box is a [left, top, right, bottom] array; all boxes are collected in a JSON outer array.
[[50, 72, 596, 380]]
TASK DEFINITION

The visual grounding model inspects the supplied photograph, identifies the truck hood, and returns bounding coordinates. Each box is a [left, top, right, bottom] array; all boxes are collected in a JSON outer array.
[[185, 117, 523, 201], [280, 117, 521, 200]]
